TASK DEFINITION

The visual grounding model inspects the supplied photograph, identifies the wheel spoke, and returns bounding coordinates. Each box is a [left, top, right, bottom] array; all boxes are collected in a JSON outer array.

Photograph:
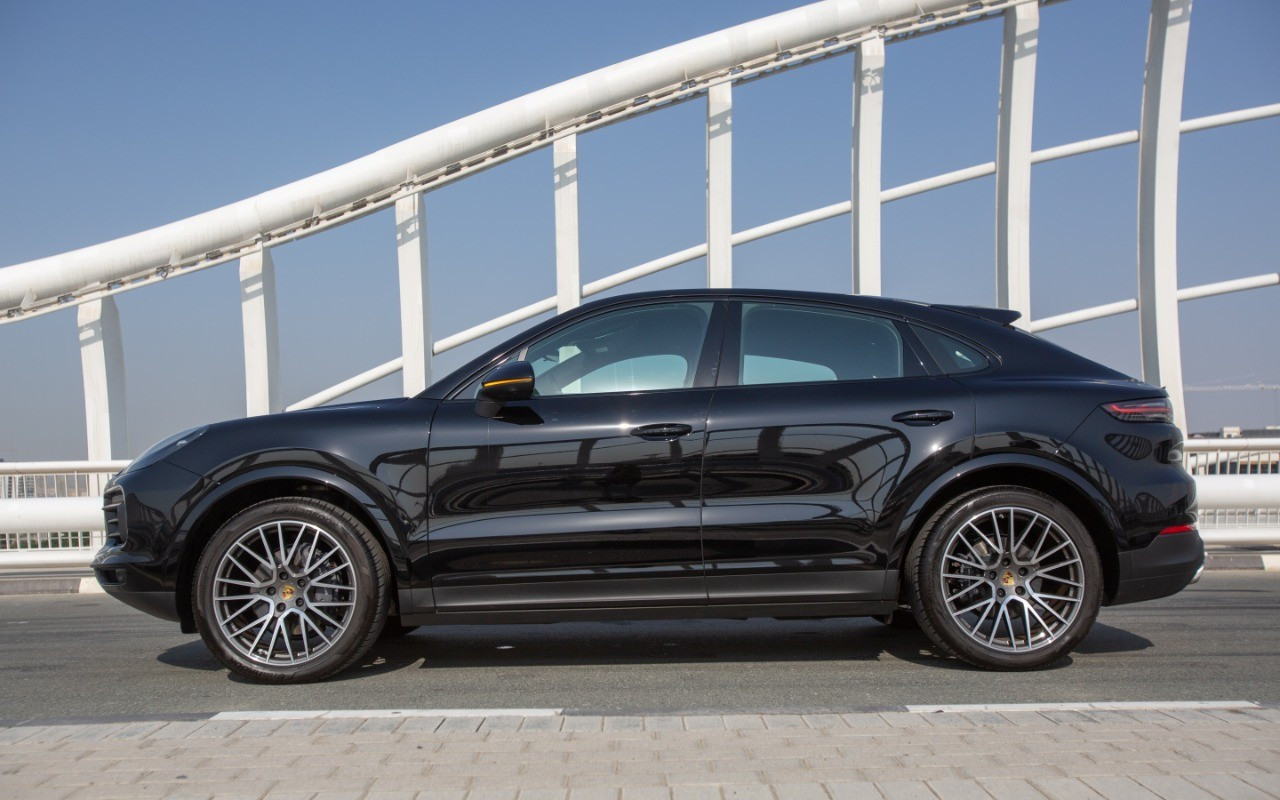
[[310, 562, 350, 583], [309, 603, 344, 628], [1034, 539, 1071, 564], [216, 576, 260, 589], [1012, 512, 1040, 557], [224, 553, 262, 584], [1037, 573, 1083, 588], [229, 612, 269, 638], [257, 530, 278, 571], [1034, 558, 1081, 577], [968, 520, 1002, 560], [1022, 599, 1055, 641], [301, 613, 333, 647], [952, 596, 995, 619], [235, 541, 274, 571], [1027, 591, 1070, 625], [945, 553, 986, 570]]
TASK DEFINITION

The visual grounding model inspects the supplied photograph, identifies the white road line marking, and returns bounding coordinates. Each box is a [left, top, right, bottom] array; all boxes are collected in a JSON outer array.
[[1261, 554, 1280, 571], [211, 708, 563, 720], [905, 700, 1260, 713]]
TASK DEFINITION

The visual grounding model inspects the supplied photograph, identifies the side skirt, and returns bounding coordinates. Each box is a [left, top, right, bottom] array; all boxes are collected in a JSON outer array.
[[401, 600, 897, 627]]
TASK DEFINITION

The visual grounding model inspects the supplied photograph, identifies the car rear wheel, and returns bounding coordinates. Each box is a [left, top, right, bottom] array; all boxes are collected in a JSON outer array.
[[193, 497, 389, 683], [907, 486, 1102, 670]]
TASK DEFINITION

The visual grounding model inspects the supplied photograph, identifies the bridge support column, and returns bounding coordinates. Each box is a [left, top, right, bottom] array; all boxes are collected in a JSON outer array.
[[852, 37, 885, 297], [396, 193, 432, 396], [239, 247, 281, 416], [995, 2, 1038, 325], [77, 297, 127, 460], [706, 83, 733, 288], [1138, 0, 1192, 432], [554, 134, 582, 313]]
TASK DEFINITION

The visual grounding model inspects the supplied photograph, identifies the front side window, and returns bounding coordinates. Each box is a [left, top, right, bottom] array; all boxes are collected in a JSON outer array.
[[737, 302, 904, 386], [523, 302, 714, 397]]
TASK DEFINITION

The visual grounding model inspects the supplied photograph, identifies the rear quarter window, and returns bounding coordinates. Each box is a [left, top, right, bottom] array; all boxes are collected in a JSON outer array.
[[912, 326, 991, 374]]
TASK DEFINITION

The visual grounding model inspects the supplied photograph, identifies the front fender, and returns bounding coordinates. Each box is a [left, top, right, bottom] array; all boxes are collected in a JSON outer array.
[[173, 462, 412, 582]]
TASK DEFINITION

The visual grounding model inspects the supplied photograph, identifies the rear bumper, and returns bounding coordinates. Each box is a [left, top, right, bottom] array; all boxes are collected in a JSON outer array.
[[1110, 530, 1205, 606]]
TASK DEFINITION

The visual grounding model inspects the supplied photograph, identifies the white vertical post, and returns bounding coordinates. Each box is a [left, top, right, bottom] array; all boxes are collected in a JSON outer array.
[[396, 193, 432, 395], [553, 134, 582, 313], [995, 2, 1039, 325], [706, 82, 733, 288], [77, 297, 127, 460], [1138, 0, 1192, 432], [239, 247, 280, 416], [852, 38, 885, 296]]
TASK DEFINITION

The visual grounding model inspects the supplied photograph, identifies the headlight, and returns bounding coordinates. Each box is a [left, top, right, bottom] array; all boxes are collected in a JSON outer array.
[[123, 426, 208, 474]]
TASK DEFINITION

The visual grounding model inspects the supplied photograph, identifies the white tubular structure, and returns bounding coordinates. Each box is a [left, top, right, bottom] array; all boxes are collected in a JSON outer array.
[[1, 0, 1278, 552], [0, 0, 963, 318], [994, 1, 1038, 325]]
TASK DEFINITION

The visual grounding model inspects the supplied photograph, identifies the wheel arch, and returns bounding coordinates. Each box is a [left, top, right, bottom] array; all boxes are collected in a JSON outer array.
[[172, 467, 409, 633], [890, 455, 1124, 605]]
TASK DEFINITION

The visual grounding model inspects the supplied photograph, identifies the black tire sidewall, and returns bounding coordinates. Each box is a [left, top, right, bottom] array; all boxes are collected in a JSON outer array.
[[911, 487, 1103, 670], [192, 497, 389, 683]]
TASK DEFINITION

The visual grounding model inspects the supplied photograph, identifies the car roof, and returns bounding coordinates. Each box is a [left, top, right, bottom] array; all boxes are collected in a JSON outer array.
[[571, 288, 1017, 328]]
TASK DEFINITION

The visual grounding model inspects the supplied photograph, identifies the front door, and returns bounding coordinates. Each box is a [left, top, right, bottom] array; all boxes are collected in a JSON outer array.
[[426, 300, 725, 611], [701, 300, 974, 605]]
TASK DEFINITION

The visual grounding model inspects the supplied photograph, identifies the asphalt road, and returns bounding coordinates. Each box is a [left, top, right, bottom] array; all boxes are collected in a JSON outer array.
[[0, 571, 1276, 721]]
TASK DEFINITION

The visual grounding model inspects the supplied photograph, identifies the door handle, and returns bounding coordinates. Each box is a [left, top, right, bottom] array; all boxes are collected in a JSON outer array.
[[892, 409, 954, 426], [630, 423, 694, 441]]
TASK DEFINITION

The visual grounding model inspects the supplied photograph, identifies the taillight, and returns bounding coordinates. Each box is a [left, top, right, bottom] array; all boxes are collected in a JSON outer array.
[[1103, 398, 1173, 424], [1159, 524, 1196, 535]]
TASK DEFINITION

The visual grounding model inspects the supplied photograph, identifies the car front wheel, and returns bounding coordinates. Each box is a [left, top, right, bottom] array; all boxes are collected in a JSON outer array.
[[193, 497, 389, 683], [907, 486, 1102, 670]]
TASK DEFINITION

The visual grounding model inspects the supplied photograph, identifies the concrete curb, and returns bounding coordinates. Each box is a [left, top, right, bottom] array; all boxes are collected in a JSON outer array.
[[0, 576, 102, 596]]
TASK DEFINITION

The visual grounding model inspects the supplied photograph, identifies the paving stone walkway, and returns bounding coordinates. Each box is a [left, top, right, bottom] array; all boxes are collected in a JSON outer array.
[[2, 706, 1278, 800]]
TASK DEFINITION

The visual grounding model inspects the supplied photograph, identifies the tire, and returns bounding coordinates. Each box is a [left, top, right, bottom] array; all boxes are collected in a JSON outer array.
[[193, 497, 390, 683], [379, 622, 420, 639], [906, 486, 1102, 670]]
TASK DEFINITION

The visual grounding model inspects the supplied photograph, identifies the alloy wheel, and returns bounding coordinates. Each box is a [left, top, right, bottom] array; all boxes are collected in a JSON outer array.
[[211, 520, 358, 666], [938, 506, 1085, 653]]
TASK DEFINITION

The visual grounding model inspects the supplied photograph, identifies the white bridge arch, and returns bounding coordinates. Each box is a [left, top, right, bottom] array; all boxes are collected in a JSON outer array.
[[1, 0, 1277, 550]]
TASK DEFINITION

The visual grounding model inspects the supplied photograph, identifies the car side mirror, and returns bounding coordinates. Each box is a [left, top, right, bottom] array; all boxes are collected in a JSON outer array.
[[475, 360, 535, 418]]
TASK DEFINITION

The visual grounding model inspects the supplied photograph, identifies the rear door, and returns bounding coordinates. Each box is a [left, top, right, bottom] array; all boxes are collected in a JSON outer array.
[[701, 300, 974, 605]]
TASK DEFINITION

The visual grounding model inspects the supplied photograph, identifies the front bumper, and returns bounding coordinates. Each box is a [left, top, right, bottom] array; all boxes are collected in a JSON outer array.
[[1110, 529, 1205, 606], [91, 543, 181, 622]]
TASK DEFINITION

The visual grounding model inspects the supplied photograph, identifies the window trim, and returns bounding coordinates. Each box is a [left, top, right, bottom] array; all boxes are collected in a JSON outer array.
[[443, 299, 728, 401], [717, 299, 929, 389]]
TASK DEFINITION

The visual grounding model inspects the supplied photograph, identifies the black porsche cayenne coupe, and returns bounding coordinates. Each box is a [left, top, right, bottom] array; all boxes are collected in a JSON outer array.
[[94, 289, 1202, 682]]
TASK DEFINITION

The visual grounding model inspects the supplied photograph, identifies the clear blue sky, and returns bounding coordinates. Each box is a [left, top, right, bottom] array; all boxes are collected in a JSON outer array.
[[0, 0, 1277, 460]]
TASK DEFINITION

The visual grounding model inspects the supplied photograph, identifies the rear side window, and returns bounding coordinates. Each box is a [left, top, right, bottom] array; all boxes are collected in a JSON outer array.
[[738, 302, 904, 385], [912, 326, 990, 374]]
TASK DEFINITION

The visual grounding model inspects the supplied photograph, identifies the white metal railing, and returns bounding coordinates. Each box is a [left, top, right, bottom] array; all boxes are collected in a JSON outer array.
[[1185, 439, 1280, 532], [0, 461, 127, 551]]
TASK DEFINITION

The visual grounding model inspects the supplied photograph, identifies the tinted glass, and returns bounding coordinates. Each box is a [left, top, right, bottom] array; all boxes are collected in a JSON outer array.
[[523, 302, 714, 396], [738, 303, 904, 385], [912, 326, 990, 374]]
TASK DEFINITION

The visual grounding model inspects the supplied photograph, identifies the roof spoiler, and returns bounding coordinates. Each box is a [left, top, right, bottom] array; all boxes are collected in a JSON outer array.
[[932, 304, 1022, 327]]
